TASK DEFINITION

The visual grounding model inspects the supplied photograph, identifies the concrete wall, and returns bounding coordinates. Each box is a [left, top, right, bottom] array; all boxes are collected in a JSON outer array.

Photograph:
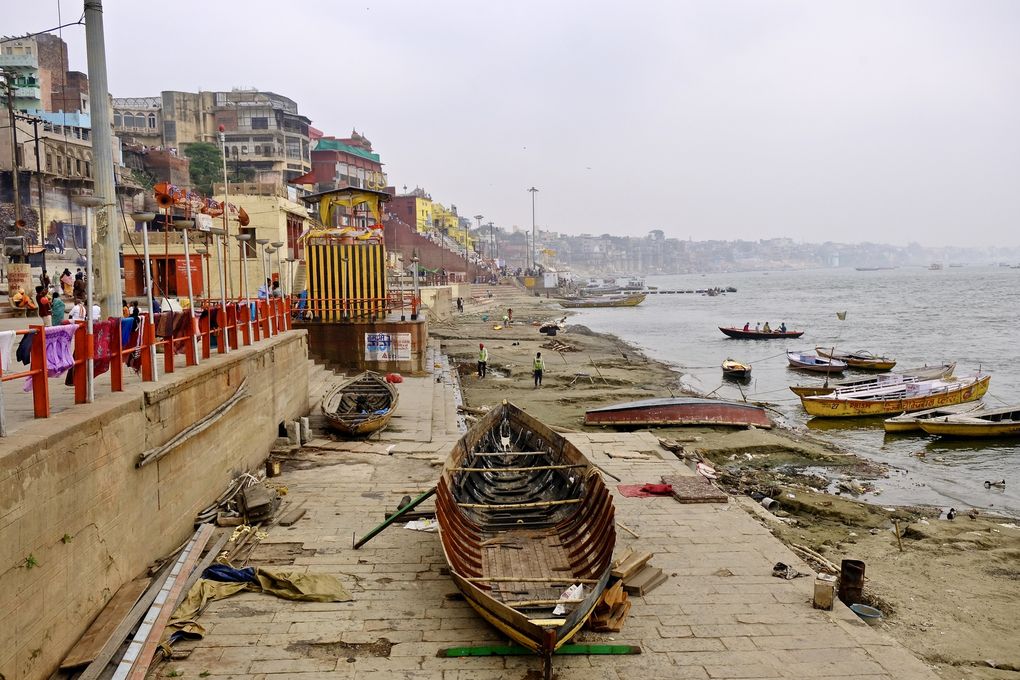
[[297, 318, 428, 374], [419, 286, 453, 321], [0, 331, 310, 680]]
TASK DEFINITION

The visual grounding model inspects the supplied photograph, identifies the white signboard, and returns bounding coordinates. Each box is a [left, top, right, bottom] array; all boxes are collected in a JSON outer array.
[[365, 332, 412, 361], [543, 272, 558, 288], [195, 214, 213, 232]]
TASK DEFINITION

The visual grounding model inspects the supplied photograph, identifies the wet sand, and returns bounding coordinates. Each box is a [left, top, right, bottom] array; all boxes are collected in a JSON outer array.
[[437, 283, 1020, 680]]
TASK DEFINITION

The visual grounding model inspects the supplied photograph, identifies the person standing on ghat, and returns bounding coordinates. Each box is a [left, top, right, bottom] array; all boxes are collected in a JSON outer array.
[[533, 352, 545, 388], [478, 343, 488, 378]]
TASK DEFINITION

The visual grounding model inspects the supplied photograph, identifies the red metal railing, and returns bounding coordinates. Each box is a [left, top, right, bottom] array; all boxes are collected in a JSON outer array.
[[0, 297, 293, 435]]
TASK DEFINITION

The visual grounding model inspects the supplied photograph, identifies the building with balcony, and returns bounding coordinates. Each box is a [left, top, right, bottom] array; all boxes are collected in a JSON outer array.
[[294, 130, 386, 192], [1, 33, 88, 115], [112, 97, 163, 148]]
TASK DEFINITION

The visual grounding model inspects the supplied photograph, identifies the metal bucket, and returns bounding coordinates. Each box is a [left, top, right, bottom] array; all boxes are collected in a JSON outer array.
[[838, 559, 865, 605]]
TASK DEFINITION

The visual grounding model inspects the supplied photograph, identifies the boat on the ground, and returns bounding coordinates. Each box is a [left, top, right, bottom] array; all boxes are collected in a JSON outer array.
[[719, 326, 804, 340], [801, 372, 990, 418], [435, 401, 615, 678], [584, 396, 772, 429], [917, 404, 1020, 438], [883, 403, 986, 433], [789, 363, 956, 397], [722, 359, 752, 379], [815, 348, 896, 371], [787, 351, 847, 374], [321, 371, 399, 436], [559, 293, 646, 309]]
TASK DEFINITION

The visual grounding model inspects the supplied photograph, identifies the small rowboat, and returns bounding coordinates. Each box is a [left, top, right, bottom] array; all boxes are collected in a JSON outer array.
[[815, 348, 896, 371], [436, 401, 615, 678], [918, 405, 1020, 438], [790, 363, 955, 397], [321, 371, 399, 436], [787, 351, 847, 374], [719, 326, 803, 340], [801, 372, 990, 418], [584, 397, 772, 429], [722, 359, 752, 379], [883, 403, 985, 433], [558, 293, 646, 308]]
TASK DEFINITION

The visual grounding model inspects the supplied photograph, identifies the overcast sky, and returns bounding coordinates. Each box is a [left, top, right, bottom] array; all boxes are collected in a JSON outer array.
[[7, 0, 1020, 246]]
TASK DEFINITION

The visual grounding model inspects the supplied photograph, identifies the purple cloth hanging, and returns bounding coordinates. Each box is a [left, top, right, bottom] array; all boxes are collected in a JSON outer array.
[[23, 324, 78, 392]]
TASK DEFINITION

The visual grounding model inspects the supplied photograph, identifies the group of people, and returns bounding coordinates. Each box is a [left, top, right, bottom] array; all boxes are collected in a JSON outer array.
[[477, 342, 545, 387], [10, 268, 101, 327], [743, 321, 788, 333]]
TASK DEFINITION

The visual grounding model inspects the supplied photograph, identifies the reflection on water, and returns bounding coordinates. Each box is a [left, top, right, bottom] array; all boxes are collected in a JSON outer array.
[[570, 266, 1020, 517]]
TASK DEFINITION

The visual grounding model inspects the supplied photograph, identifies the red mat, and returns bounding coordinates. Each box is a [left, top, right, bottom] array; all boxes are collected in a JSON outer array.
[[617, 484, 674, 498]]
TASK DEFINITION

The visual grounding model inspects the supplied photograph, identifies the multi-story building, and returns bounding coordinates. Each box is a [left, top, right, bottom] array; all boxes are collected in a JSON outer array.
[[386, 187, 433, 233], [0, 33, 88, 114], [112, 89, 313, 186], [296, 130, 386, 192]]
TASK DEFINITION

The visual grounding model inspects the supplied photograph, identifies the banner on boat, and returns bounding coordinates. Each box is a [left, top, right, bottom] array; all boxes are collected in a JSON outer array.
[[365, 332, 411, 361]]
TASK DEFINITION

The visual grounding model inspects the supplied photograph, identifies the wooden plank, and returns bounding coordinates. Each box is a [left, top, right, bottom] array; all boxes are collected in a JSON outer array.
[[458, 499, 581, 510], [60, 578, 151, 669], [452, 464, 587, 473], [278, 507, 307, 526], [611, 551, 653, 580], [173, 532, 230, 612], [623, 566, 667, 596], [465, 577, 599, 584]]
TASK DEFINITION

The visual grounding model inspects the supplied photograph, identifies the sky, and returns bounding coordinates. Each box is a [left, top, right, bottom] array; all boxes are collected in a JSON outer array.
[[6, 0, 1020, 247]]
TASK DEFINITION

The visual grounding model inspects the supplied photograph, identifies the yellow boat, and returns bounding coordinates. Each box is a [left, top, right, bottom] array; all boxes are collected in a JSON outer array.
[[789, 363, 955, 398], [883, 403, 985, 433], [801, 373, 989, 418], [558, 293, 646, 308], [815, 347, 896, 371], [918, 404, 1020, 438]]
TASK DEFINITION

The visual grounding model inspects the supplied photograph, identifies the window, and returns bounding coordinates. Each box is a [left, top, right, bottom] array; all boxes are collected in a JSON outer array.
[[114, 113, 122, 126], [56, 156, 62, 173], [251, 117, 268, 129], [148, 113, 156, 129], [254, 145, 261, 155], [85, 162, 91, 177], [75, 159, 82, 175], [81, 129, 89, 141], [45, 153, 52, 172], [241, 145, 248, 155]]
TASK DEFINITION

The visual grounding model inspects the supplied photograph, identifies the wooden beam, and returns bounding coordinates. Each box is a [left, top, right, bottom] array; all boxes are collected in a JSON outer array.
[[452, 464, 587, 473], [458, 499, 581, 510], [465, 576, 598, 584], [501, 598, 585, 607], [467, 451, 551, 458]]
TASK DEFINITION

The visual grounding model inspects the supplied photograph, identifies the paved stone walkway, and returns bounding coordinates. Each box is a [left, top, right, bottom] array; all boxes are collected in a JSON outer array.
[[164, 352, 939, 680]]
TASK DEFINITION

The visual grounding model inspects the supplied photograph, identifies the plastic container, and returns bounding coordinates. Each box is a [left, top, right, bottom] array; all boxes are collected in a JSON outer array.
[[849, 603, 883, 625]]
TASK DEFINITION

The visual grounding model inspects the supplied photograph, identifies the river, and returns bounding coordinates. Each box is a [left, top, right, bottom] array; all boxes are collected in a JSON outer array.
[[566, 266, 1020, 518]]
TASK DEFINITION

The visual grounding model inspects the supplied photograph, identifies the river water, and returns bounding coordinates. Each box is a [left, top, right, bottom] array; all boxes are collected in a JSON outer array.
[[566, 266, 1020, 518]]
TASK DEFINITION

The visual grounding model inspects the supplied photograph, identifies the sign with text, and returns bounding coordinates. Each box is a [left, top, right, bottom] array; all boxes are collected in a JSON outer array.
[[195, 214, 213, 232], [365, 332, 411, 361]]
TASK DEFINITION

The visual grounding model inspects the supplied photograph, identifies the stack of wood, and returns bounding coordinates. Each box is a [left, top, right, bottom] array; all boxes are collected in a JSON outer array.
[[588, 579, 630, 632], [540, 339, 578, 352], [613, 547, 667, 596]]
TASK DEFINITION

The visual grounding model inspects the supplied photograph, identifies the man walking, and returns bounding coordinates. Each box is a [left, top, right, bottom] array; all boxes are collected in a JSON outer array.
[[478, 343, 488, 378], [533, 351, 545, 388]]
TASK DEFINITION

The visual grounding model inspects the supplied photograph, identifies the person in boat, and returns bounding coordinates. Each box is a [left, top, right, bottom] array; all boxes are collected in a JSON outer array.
[[762, 321, 771, 333], [754, 322, 760, 332], [779, 321, 787, 333], [743, 322, 750, 332], [533, 352, 545, 388], [477, 343, 488, 378]]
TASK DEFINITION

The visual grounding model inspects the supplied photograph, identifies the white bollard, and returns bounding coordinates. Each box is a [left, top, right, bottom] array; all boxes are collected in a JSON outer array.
[[300, 416, 311, 442]]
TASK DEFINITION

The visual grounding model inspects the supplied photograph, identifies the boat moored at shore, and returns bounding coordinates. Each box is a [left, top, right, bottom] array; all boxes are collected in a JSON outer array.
[[815, 348, 896, 371], [801, 372, 990, 418], [787, 351, 847, 374], [918, 404, 1020, 438], [584, 397, 772, 429], [559, 293, 646, 308], [790, 364, 956, 397]]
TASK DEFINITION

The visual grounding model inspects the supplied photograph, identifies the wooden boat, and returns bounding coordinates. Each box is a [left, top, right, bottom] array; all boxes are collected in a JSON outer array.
[[584, 396, 772, 429], [815, 348, 896, 371], [918, 404, 1020, 438], [321, 371, 398, 436], [787, 351, 847, 374], [435, 401, 615, 677], [722, 359, 752, 379], [801, 372, 990, 418], [883, 403, 985, 433], [558, 293, 646, 309], [719, 326, 803, 340], [790, 363, 956, 397]]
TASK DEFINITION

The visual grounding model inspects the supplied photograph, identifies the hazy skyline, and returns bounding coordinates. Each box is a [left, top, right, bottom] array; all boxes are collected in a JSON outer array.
[[6, 0, 1020, 247]]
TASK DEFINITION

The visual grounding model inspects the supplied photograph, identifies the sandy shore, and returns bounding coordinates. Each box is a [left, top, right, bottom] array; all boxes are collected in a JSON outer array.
[[434, 283, 1020, 680]]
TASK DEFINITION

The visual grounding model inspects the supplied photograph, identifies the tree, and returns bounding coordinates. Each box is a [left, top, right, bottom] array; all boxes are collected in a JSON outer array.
[[184, 142, 222, 196]]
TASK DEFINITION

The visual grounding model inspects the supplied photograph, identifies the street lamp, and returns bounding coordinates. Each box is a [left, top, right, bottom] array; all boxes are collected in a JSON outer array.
[[234, 233, 253, 341], [207, 227, 229, 353], [256, 238, 273, 335], [72, 194, 105, 402], [129, 211, 160, 379], [411, 253, 420, 321], [528, 187, 539, 272], [271, 240, 284, 295], [472, 214, 483, 280]]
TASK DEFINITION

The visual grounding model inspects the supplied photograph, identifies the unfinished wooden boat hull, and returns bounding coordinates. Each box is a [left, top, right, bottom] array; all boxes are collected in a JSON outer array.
[[321, 371, 398, 436], [436, 402, 615, 666], [917, 404, 1020, 437], [719, 327, 804, 339], [802, 375, 990, 418], [722, 360, 752, 379], [790, 364, 956, 398], [787, 352, 847, 374], [883, 403, 985, 433], [584, 397, 772, 429], [559, 293, 646, 308]]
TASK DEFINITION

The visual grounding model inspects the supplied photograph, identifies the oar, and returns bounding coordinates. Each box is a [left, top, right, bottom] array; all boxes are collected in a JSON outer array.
[[354, 486, 436, 549]]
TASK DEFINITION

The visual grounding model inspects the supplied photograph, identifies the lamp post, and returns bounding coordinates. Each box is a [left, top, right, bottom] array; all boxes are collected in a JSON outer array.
[[176, 219, 200, 363], [235, 233, 253, 341], [129, 210, 159, 379], [208, 227, 229, 353], [472, 214, 483, 281], [271, 240, 284, 292], [72, 194, 105, 402], [218, 126, 232, 299], [256, 238, 273, 335], [411, 254, 420, 321], [528, 187, 539, 272]]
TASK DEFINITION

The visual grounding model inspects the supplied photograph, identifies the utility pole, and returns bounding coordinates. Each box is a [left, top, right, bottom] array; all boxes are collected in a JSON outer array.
[[31, 117, 43, 244], [472, 214, 483, 278], [3, 72, 23, 228], [84, 0, 122, 315], [528, 186, 539, 271]]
